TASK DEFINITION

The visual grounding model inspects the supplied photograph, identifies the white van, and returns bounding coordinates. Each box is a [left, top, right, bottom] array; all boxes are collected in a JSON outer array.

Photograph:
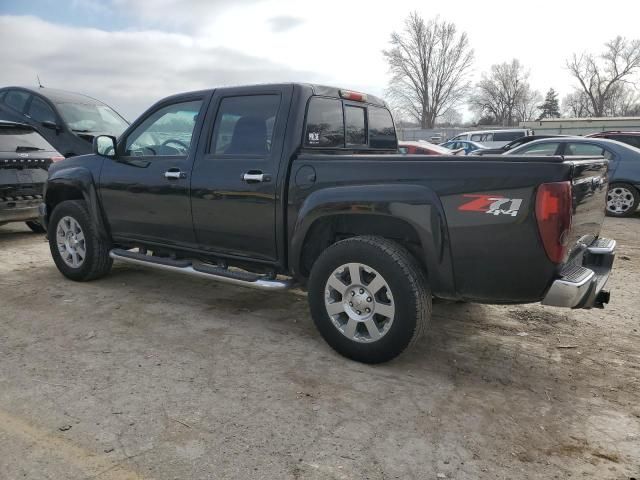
[[449, 129, 532, 148]]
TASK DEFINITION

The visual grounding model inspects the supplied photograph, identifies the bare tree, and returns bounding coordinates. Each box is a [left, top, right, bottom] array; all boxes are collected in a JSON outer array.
[[515, 85, 543, 122], [567, 36, 640, 117], [469, 59, 533, 126], [605, 83, 640, 116], [383, 12, 474, 129], [562, 91, 592, 117]]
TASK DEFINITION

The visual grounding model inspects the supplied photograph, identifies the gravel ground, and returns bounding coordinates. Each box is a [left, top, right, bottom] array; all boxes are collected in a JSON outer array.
[[0, 217, 639, 480]]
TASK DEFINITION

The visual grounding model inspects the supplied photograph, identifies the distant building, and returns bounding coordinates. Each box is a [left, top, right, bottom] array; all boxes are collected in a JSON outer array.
[[520, 117, 640, 136]]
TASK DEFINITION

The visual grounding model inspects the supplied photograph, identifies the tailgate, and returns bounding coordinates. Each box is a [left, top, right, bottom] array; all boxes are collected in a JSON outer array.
[[0, 157, 51, 198], [564, 157, 609, 263]]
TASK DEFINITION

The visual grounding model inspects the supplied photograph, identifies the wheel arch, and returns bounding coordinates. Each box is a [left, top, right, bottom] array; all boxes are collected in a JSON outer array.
[[45, 167, 110, 239], [289, 184, 456, 297]]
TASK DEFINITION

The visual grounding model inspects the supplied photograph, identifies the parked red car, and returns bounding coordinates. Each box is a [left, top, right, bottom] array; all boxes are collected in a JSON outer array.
[[398, 141, 460, 155]]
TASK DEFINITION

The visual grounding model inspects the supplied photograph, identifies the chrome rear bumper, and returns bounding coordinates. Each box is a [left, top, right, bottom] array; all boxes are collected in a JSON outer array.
[[542, 238, 615, 309]]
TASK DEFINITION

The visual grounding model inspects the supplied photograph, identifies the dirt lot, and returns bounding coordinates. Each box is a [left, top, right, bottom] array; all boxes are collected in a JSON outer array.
[[1, 217, 639, 480]]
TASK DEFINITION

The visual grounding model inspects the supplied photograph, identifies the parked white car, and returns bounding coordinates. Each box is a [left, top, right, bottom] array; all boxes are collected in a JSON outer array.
[[449, 129, 532, 148]]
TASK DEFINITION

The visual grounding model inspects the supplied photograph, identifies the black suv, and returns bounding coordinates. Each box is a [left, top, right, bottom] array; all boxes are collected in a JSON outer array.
[[1, 121, 63, 232], [586, 131, 640, 149], [0, 87, 129, 158]]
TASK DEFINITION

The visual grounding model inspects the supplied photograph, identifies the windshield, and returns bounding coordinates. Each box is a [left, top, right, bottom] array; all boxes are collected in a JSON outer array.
[[56, 102, 128, 135], [0, 127, 56, 152]]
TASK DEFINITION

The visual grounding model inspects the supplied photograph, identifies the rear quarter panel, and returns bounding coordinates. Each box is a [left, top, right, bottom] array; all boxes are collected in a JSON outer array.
[[288, 155, 573, 303]]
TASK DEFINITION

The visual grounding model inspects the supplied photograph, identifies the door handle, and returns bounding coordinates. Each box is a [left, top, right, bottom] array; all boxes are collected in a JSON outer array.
[[242, 171, 271, 183], [164, 169, 186, 180]]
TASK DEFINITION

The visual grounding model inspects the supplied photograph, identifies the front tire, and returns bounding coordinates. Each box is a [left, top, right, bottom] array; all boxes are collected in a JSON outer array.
[[606, 183, 639, 217], [308, 236, 431, 364], [48, 200, 113, 281]]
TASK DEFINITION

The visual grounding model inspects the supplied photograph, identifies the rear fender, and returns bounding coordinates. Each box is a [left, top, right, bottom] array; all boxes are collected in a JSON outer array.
[[289, 184, 456, 296]]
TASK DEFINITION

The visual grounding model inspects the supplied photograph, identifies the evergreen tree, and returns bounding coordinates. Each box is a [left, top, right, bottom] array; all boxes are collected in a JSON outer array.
[[537, 88, 561, 119]]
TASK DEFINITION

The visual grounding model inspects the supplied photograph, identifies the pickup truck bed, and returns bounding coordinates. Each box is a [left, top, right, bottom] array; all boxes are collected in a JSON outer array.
[[40, 83, 616, 363]]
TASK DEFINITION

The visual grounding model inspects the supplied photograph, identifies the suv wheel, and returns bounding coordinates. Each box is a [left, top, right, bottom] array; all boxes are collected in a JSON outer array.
[[25, 220, 46, 233], [308, 236, 431, 363], [48, 200, 113, 281], [606, 183, 639, 217]]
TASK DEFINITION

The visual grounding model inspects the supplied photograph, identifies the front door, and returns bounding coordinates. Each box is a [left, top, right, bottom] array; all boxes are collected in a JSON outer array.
[[190, 86, 292, 262], [99, 96, 206, 248]]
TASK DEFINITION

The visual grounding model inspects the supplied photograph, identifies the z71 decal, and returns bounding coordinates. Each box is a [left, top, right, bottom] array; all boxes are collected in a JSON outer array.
[[458, 194, 523, 217]]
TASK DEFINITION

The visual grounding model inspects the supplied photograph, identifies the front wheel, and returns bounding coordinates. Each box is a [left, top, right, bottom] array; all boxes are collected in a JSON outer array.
[[48, 200, 113, 281], [606, 183, 639, 217], [308, 236, 431, 364]]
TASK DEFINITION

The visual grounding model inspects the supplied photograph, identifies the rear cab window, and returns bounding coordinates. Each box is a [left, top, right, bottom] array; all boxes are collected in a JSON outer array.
[[304, 96, 396, 151]]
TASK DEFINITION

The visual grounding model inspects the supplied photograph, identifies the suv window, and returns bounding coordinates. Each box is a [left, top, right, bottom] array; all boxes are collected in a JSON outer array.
[[517, 142, 561, 155], [344, 105, 366, 145], [4, 90, 29, 113], [211, 95, 280, 155], [125, 100, 202, 156], [612, 135, 640, 149], [369, 106, 396, 149], [0, 126, 54, 152], [305, 97, 344, 148], [27, 96, 57, 123], [471, 133, 493, 142], [494, 131, 524, 142]]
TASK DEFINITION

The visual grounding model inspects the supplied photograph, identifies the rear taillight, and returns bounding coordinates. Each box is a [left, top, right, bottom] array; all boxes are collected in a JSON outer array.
[[535, 181, 573, 264], [50, 156, 65, 162]]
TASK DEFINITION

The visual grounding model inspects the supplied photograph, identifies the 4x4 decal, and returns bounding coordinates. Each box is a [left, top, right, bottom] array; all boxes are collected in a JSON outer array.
[[458, 194, 523, 217]]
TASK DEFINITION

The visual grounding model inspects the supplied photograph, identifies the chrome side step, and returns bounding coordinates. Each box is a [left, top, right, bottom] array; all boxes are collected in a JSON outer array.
[[109, 249, 294, 291]]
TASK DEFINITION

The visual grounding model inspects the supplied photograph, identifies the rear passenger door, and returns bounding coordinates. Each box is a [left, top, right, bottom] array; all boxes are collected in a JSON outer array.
[[190, 85, 293, 262]]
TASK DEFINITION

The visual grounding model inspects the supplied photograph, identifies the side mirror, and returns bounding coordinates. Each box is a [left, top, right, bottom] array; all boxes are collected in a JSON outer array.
[[42, 120, 60, 132], [93, 135, 117, 157]]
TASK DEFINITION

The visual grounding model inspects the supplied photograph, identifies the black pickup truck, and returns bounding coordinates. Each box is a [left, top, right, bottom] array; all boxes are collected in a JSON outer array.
[[40, 83, 616, 363]]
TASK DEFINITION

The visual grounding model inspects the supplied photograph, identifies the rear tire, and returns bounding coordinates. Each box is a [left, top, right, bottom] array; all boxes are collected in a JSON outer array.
[[25, 220, 46, 233], [606, 183, 639, 217], [48, 200, 113, 281], [308, 236, 431, 364]]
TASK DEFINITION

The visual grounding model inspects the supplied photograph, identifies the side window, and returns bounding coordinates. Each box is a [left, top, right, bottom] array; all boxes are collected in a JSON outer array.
[[619, 136, 640, 149], [369, 106, 396, 149], [344, 105, 366, 145], [125, 100, 202, 156], [470, 133, 484, 141], [27, 96, 56, 123], [305, 97, 344, 148], [564, 143, 606, 157], [517, 142, 561, 156], [4, 90, 30, 113], [210, 95, 280, 156]]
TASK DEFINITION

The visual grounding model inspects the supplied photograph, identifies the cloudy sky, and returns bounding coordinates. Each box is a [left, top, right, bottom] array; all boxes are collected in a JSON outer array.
[[1, 0, 638, 122]]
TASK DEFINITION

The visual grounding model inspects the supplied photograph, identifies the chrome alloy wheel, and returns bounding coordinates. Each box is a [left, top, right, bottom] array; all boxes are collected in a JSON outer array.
[[56, 216, 86, 268], [607, 187, 635, 215], [324, 263, 395, 343]]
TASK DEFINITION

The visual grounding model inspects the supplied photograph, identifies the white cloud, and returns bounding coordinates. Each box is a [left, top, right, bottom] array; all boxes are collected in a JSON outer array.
[[267, 15, 304, 33], [0, 15, 325, 121]]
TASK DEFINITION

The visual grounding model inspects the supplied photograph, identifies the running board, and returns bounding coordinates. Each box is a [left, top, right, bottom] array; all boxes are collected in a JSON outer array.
[[109, 249, 293, 291]]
